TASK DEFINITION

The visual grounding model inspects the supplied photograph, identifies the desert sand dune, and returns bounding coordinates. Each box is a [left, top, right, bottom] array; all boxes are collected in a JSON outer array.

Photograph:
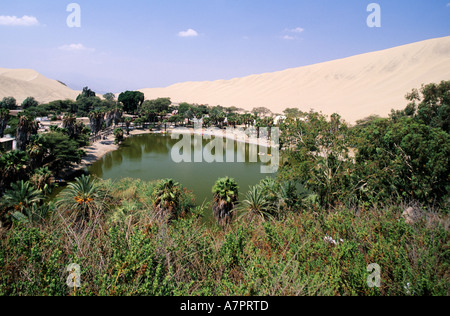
[[140, 36, 450, 124], [0, 68, 79, 104], [1, 36, 449, 124]]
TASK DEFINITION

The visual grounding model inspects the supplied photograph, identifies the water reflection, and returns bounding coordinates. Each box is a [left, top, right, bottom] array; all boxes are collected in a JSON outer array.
[[88, 134, 275, 206]]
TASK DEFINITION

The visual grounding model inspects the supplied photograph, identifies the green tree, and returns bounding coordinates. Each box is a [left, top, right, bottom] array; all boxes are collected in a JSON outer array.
[[152, 179, 182, 221], [112, 107, 123, 126], [124, 117, 132, 135], [169, 114, 183, 127], [212, 177, 239, 225], [75, 96, 101, 115], [402, 81, 449, 133], [29, 166, 53, 195], [56, 175, 105, 224], [26, 134, 46, 169], [177, 102, 192, 116], [280, 112, 352, 207], [283, 108, 303, 119], [237, 185, 272, 222], [2, 180, 43, 218], [89, 111, 105, 135], [0, 97, 17, 110], [353, 116, 449, 205], [149, 98, 171, 114], [16, 115, 39, 151], [252, 107, 272, 118], [21, 97, 39, 109], [0, 150, 29, 192], [113, 128, 124, 144], [78, 86, 96, 98], [39, 132, 85, 172], [118, 91, 145, 114], [103, 92, 116, 102], [0, 108, 9, 138]]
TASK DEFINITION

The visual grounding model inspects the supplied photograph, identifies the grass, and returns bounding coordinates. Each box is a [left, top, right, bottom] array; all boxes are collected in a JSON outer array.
[[0, 178, 448, 296]]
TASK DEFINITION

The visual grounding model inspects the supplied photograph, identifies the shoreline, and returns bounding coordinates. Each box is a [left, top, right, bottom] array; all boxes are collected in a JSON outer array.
[[69, 125, 278, 175], [70, 129, 155, 173]]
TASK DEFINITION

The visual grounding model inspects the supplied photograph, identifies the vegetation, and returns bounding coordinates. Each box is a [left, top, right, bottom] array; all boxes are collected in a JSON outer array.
[[21, 97, 39, 109], [0, 81, 448, 296], [212, 177, 239, 226], [113, 128, 124, 144], [55, 175, 106, 225], [279, 81, 449, 209], [118, 91, 144, 114], [0, 177, 448, 296], [0, 97, 17, 110], [151, 179, 192, 222], [0, 108, 9, 138]]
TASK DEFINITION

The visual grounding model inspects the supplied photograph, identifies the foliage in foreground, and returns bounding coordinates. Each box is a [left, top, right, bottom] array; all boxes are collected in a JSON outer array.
[[0, 178, 448, 296]]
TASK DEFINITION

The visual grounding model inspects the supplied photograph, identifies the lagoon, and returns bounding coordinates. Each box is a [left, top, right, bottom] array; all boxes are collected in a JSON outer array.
[[87, 133, 275, 211]]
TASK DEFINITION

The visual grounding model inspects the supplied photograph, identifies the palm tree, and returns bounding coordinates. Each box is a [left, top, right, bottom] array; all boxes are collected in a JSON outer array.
[[258, 177, 279, 207], [56, 175, 105, 223], [0, 108, 9, 138], [264, 117, 274, 141], [257, 178, 301, 219], [152, 179, 182, 221], [238, 185, 272, 222], [212, 177, 239, 225], [63, 114, 77, 137], [113, 128, 124, 144], [11, 201, 52, 224], [26, 134, 46, 169], [124, 117, 132, 135], [2, 180, 43, 215], [16, 115, 39, 151], [112, 107, 123, 127], [185, 109, 194, 126], [89, 111, 105, 136], [0, 150, 29, 192]]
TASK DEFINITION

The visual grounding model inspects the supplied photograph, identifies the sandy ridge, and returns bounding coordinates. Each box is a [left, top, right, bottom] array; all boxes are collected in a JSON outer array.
[[140, 36, 450, 124], [1, 36, 449, 124]]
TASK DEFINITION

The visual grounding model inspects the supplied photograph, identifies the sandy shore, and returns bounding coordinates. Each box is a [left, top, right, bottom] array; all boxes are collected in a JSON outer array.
[[71, 129, 154, 172], [173, 126, 278, 148]]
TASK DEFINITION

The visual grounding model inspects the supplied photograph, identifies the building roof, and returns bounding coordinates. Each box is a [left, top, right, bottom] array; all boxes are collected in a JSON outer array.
[[0, 137, 14, 143]]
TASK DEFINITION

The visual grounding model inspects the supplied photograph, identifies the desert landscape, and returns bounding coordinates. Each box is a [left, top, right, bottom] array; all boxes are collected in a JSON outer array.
[[0, 0, 449, 300], [1, 36, 450, 124]]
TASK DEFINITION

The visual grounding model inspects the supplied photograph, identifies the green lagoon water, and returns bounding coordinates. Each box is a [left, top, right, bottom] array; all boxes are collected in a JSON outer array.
[[87, 133, 276, 207]]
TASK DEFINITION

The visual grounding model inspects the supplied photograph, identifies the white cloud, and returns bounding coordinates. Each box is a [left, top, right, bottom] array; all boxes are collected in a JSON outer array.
[[447, 3, 450, 7], [286, 27, 304, 33], [282, 27, 304, 40], [282, 35, 295, 40], [58, 43, 95, 52], [178, 28, 199, 37], [0, 15, 39, 26]]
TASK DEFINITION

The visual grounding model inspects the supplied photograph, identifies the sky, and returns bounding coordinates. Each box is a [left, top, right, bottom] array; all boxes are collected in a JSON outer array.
[[0, 0, 449, 93]]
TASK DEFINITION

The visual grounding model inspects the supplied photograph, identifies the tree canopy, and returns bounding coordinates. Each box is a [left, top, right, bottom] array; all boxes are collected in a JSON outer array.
[[0, 97, 17, 110], [118, 91, 145, 114]]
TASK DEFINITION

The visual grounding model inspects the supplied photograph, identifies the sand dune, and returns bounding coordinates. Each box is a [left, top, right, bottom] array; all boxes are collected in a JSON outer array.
[[0, 68, 79, 104], [1, 36, 449, 123], [140, 36, 450, 124]]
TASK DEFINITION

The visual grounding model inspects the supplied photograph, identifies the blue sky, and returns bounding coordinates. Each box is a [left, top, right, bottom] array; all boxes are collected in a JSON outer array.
[[0, 0, 449, 93]]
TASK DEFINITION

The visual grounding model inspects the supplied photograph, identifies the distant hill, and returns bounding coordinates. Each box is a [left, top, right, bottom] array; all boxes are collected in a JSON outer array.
[[0, 68, 79, 105], [140, 36, 450, 124]]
